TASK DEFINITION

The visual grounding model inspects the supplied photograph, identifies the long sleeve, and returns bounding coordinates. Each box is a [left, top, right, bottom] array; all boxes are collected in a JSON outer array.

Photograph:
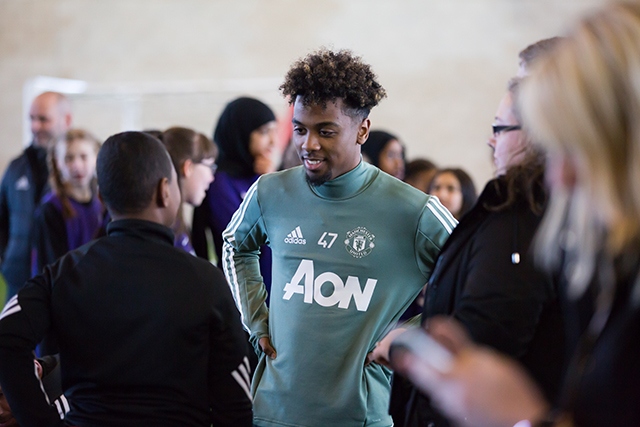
[[0, 170, 9, 259], [221, 179, 270, 344], [191, 197, 211, 260], [0, 273, 63, 426], [415, 196, 456, 279], [450, 207, 554, 358], [207, 266, 253, 427], [31, 202, 68, 276]]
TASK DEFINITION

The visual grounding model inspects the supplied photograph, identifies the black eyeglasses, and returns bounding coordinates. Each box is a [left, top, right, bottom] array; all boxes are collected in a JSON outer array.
[[492, 124, 521, 136]]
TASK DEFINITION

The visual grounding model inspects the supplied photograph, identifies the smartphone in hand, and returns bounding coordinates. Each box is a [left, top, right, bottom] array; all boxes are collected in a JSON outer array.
[[390, 328, 454, 373]]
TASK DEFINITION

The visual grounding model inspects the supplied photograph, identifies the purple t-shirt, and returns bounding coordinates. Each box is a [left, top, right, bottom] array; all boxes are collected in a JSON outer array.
[[202, 170, 273, 292], [32, 192, 104, 276]]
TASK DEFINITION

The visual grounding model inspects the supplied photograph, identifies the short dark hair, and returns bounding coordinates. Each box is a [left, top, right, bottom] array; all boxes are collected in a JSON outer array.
[[280, 48, 387, 120], [97, 131, 174, 215], [405, 158, 437, 180]]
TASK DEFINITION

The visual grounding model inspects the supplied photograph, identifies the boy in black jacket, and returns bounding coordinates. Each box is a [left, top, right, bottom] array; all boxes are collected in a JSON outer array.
[[0, 131, 252, 426]]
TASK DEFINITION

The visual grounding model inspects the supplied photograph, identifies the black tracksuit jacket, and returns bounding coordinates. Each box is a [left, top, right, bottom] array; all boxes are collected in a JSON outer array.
[[0, 219, 252, 426]]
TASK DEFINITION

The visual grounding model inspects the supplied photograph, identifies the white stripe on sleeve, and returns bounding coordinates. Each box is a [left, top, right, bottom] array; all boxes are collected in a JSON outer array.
[[427, 197, 457, 234], [53, 394, 69, 419], [239, 361, 251, 386], [54, 399, 64, 419], [231, 357, 253, 402], [0, 295, 21, 321], [222, 179, 261, 333]]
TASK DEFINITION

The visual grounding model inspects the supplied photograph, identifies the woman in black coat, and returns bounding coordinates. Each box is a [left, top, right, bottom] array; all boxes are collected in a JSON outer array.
[[390, 4, 640, 425], [390, 78, 565, 427]]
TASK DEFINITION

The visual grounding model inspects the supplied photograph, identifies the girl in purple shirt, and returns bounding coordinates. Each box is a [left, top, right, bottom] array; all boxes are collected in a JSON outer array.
[[32, 129, 104, 276], [160, 127, 216, 254]]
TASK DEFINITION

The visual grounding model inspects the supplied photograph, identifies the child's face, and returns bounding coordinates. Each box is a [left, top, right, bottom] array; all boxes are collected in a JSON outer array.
[[429, 172, 463, 219], [182, 157, 215, 207], [56, 139, 98, 190]]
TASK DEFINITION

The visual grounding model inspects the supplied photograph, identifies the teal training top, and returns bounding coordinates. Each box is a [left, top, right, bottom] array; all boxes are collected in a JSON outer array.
[[222, 161, 455, 427]]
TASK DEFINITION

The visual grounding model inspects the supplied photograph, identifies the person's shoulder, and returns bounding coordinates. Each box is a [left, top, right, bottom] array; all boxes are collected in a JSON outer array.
[[1, 151, 30, 179], [375, 171, 429, 205], [209, 170, 260, 198], [39, 192, 61, 208], [375, 169, 418, 190], [260, 166, 305, 189], [34, 196, 63, 221], [175, 250, 227, 282], [183, 256, 231, 298], [8, 149, 29, 165], [86, 235, 226, 287], [264, 166, 303, 182], [45, 237, 101, 274], [208, 170, 234, 189]]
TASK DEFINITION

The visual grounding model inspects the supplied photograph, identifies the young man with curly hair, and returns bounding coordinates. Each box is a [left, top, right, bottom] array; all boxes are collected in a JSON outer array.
[[222, 49, 455, 427]]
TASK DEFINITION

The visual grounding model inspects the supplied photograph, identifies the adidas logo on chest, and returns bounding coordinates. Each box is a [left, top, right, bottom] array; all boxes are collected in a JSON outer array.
[[284, 226, 306, 245]]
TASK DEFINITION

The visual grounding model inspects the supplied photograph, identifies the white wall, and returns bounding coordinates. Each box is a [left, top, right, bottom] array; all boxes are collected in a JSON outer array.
[[0, 0, 606, 188]]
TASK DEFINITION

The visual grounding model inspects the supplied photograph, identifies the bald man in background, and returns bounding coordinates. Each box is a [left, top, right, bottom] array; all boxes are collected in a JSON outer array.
[[0, 92, 72, 302]]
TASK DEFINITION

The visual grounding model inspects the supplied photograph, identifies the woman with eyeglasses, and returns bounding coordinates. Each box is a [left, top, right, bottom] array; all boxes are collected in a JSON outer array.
[[191, 97, 278, 294], [488, 88, 528, 176], [386, 77, 564, 427], [160, 127, 217, 254]]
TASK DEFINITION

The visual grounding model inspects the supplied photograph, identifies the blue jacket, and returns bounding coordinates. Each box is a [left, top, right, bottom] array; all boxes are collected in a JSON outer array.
[[0, 144, 49, 301]]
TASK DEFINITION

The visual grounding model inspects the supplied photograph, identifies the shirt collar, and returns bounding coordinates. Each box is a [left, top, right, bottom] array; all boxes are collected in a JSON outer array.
[[308, 160, 379, 200], [106, 219, 175, 246]]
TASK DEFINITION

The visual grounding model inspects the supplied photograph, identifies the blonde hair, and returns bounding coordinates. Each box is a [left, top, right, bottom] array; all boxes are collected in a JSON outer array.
[[520, 2, 640, 296], [49, 129, 102, 218]]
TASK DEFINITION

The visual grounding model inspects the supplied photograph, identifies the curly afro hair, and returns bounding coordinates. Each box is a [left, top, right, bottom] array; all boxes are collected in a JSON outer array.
[[280, 48, 387, 119]]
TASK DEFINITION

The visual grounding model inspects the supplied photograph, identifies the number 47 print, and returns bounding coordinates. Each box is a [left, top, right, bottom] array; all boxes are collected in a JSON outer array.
[[318, 232, 338, 249]]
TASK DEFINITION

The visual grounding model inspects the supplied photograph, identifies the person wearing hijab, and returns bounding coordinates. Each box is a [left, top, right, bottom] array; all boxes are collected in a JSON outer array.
[[361, 130, 406, 180], [192, 97, 278, 295]]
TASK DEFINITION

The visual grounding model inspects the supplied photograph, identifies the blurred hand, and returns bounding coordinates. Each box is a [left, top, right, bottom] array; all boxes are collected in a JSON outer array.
[[259, 336, 277, 359], [366, 327, 407, 367], [390, 316, 550, 427]]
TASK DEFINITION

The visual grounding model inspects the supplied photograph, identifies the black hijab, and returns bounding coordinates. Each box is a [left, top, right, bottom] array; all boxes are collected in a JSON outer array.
[[214, 97, 276, 177], [361, 130, 401, 167]]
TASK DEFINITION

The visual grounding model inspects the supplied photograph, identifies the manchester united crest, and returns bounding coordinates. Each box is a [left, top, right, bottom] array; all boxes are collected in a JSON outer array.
[[344, 227, 375, 258]]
